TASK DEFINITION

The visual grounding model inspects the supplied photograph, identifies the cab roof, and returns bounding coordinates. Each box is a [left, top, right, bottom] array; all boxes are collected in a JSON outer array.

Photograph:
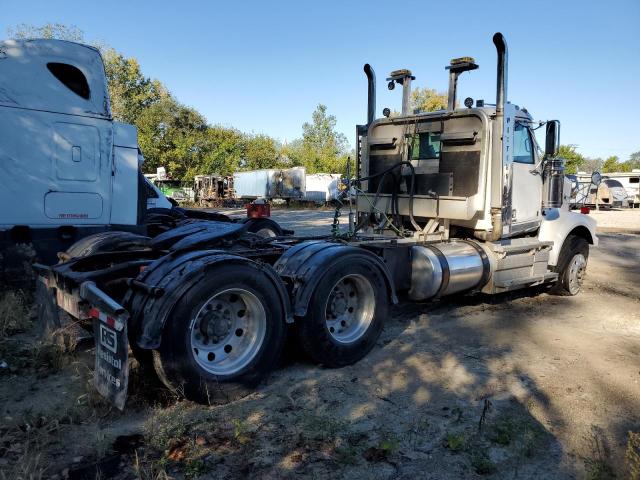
[[0, 38, 111, 118]]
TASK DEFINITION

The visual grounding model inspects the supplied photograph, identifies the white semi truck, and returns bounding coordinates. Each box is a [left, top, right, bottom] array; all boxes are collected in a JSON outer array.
[[22, 33, 596, 409], [0, 39, 284, 267]]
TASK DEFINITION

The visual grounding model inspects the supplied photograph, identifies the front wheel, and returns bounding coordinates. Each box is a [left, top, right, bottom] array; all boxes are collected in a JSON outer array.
[[553, 235, 589, 296], [153, 262, 286, 404], [296, 259, 388, 367]]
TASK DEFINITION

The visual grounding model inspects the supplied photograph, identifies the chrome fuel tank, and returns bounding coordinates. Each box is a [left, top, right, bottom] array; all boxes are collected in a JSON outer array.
[[408, 241, 489, 300]]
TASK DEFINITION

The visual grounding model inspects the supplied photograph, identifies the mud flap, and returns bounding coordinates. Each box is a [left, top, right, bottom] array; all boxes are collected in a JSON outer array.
[[91, 309, 129, 410], [35, 276, 61, 340]]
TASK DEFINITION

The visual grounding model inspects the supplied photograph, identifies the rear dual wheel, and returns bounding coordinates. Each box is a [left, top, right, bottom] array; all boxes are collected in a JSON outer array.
[[296, 260, 388, 367], [153, 262, 286, 404]]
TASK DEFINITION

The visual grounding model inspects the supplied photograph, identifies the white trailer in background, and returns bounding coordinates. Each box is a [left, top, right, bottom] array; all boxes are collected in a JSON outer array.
[[233, 167, 305, 200], [304, 174, 342, 203]]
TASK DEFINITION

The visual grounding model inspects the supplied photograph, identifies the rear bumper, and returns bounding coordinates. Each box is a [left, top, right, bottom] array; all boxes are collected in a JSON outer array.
[[36, 266, 131, 410]]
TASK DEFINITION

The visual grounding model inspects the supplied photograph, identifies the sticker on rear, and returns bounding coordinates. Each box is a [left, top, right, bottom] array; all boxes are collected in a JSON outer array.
[[92, 315, 129, 410]]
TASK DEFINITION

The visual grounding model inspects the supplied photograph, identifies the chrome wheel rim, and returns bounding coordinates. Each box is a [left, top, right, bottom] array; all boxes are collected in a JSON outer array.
[[568, 253, 587, 295], [190, 288, 266, 376], [324, 274, 375, 344]]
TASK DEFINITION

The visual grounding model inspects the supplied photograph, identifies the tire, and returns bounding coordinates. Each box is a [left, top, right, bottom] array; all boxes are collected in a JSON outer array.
[[552, 234, 589, 296], [63, 231, 150, 259], [296, 259, 388, 367], [244, 218, 283, 238], [153, 262, 286, 404]]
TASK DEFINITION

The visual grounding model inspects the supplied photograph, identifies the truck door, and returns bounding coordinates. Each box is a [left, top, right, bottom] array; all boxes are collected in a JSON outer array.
[[510, 123, 542, 230]]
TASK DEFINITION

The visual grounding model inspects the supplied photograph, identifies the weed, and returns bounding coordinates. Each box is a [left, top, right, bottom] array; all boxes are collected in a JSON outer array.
[[0, 290, 28, 339], [377, 433, 399, 455], [232, 418, 251, 445], [184, 458, 207, 478], [143, 405, 192, 452], [627, 431, 640, 480], [584, 458, 616, 480], [334, 441, 360, 465], [584, 426, 616, 480], [470, 450, 497, 475], [133, 451, 171, 480], [444, 432, 467, 452], [488, 419, 516, 446]]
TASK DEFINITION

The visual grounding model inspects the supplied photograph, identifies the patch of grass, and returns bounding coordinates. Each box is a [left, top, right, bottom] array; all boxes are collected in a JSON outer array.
[[232, 418, 251, 445], [334, 441, 360, 465], [488, 418, 516, 446], [0, 290, 28, 339], [377, 433, 400, 455], [584, 426, 616, 480], [443, 432, 467, 452], [470, 450, 497, 475], [143, 405, 193, 452], [584, 458, 616, 480], [628, 431, 640, 480], [133, 451, 171, 480], [184, 457, 207, 478]]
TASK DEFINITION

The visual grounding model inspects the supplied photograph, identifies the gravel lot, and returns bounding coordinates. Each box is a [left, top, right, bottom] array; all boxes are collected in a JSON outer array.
[[1, 208, 638, 479]]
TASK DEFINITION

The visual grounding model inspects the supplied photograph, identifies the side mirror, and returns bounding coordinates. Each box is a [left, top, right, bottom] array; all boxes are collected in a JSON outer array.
[[545, 120, 560, 157], [591, 171, 602, 186]]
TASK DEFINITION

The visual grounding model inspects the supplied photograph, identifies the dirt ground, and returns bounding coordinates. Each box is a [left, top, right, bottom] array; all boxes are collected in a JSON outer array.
[[1, 209, 639, 479]]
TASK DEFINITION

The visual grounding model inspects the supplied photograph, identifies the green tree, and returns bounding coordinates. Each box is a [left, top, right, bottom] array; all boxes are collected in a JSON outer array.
[[136, 97, 212, 179], [242, 134, 280, 170], [300, 104, 349, 173], [102, 49, 166, 124], [7, 23, 84, 42], [411, 87, 448, 112], [582, 157, 604, 173], [602, 155, 621, 173], [558, 145, 585, 174]]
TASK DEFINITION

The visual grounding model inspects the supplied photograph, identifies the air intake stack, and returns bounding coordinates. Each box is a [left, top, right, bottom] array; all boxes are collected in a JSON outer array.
[[445, 57, 478, 110], [387, 69, 415, 116]]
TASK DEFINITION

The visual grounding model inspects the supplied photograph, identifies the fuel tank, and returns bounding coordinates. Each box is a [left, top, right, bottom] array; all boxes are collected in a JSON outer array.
[[408, 241, 489, 300]]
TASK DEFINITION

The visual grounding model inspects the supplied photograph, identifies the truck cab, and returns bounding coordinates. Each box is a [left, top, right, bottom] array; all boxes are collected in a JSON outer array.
[[0, 39, 171, 261], [356, 34, 597, 293]]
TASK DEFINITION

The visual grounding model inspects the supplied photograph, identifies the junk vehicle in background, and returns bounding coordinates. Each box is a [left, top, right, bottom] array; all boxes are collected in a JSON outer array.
[[569, 173, 630, 209], [35, 33, 597, 410], [596, 172, 639, 208], [233, 167, 305, 200], [0, 38, 287, 268], [194, 174, 234, 207]]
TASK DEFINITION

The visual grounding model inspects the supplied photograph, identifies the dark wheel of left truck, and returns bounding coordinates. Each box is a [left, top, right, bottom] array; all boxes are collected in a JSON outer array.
[[243, 217, 284, 238], [152, 261, 287, 404]]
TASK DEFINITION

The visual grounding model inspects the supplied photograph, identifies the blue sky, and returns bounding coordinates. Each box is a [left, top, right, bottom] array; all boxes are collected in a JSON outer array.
[[2, 0, 639, 160]]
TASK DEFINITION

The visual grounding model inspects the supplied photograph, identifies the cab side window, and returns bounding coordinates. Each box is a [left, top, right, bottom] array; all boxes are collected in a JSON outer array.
[[513, 123, 534, 164], [47, 62, 91, 99]]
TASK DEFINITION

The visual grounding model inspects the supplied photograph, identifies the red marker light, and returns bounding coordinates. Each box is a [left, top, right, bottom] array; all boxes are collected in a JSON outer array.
[[580, 206, 590, 214]]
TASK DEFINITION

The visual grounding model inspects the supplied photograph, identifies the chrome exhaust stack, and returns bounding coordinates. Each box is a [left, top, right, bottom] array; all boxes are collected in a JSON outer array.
[[489, 32, 509, 240]]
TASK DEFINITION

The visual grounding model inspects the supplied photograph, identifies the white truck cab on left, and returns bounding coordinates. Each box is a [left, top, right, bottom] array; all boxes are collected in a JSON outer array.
[[0, 39, 170, 263]]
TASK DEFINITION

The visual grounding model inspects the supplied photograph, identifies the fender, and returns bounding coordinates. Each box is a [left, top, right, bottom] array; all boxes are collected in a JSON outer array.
[[274, 241, 398, 317], [128, 250, 292, 350], [538, 208, 598, 266]]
